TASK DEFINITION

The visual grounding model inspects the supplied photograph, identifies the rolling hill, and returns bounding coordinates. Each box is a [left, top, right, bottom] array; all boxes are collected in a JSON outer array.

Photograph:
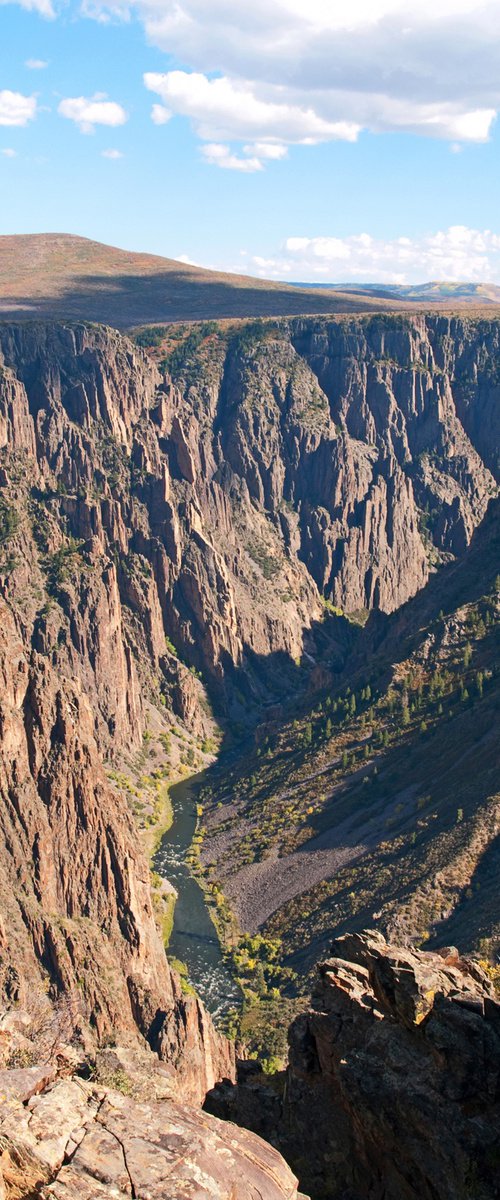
[[0, 232, 408, 328], [3, 233, 499, 330]]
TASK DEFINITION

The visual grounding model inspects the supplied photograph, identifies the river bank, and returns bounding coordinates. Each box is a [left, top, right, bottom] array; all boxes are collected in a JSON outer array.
[[153, 772, 241, 1021]]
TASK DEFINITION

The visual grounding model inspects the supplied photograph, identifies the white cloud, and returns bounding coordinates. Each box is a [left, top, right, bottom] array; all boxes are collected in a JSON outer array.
[[237, 225, 500, 284], [101, 147, 123, 157], [1, 0, 55, 15], [244, 142, 288, 160], [25, 58, 49, 69], [151, 102, 171, 125], [144, 70, 360, 145], [58, 93, 127, 133], [201, 142, 263, 172], [0, 90, 37, 126], [87, 0, 500, 157], [199, 138, 287, 172], [1, 147, 18, 157]]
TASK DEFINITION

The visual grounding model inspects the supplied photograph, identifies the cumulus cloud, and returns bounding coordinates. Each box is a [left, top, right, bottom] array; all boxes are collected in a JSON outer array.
[[58, 93, 127, 133], [199, 138, 288, 172], [0, 90, 37, 126], [201, 143, 263, 172], [244, 143, 288, 160], [238, 226, 500, 284], [25, 58, 49, 69], [88, 0, 500, 157], [150, 102, 171, 125], [1, 148, 18, 157], [144, 70, 360, 145], [101, 147, 123, 157]]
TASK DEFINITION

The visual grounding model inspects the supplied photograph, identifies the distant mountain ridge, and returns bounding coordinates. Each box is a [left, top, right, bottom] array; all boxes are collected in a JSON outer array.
[[290, 279, 500, 304]]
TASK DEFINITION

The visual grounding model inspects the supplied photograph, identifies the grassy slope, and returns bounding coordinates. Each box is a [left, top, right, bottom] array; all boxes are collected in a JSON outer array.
[[3, 233, 497, 329], [201, 501, 500, 978]]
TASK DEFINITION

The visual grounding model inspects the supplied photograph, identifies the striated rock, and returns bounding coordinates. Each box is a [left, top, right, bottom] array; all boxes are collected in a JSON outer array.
[[0, 1063, 306, 1200], [0, 321, 235, 1097], [0, 315, 497, 722], [0, 592, 233, 1100], [284, 932, 500, 1200]]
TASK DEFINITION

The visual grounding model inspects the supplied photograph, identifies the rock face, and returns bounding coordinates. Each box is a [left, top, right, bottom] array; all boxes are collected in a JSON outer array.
[[0, 580, 234, 1101], [284, 932, 500, 1200], [206, 933, 500, 1199], [0, 1055, 306, 1200], [0, 316, 497, 718]]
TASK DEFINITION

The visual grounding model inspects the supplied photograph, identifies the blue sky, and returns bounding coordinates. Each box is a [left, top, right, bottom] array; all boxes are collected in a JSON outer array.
[[2, 0, 500, 283]]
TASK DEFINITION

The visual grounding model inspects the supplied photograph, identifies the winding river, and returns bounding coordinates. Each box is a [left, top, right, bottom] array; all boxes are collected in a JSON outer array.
[[153, 772, 240, 1021]]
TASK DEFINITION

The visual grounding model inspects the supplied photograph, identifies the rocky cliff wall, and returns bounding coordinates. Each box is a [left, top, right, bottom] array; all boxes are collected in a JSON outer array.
[[1, 316, 497, 717], [0, 584, 234, 1103], [284, 931, 500, 1200], [207, 932, 500, 1200]]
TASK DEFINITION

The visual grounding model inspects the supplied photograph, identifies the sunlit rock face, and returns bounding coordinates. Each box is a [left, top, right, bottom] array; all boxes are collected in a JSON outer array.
[[0, 1046, 306, 1200], [0, 315, 497, 714]]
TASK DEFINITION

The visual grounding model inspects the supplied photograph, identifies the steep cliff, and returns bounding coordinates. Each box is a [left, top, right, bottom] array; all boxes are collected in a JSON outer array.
[[0, 315, 498, 1032], [0, 322, 237, 1103], [206, 932, 500, 1200], [285, 932, 500, 1200], [0, 581, 234, 1102], [1, 317, 497, 708]]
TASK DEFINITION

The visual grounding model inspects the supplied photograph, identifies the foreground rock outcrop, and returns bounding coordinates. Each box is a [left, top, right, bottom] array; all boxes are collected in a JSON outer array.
[[0, 1053, 306, 1200], [285, 932, 500, 1199], [208, 933, 500, 1200]]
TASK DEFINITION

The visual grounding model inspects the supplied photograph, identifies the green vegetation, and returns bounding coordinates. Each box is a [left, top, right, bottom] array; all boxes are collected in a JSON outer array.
[[160, 322, 219, 379], [229, 933, 296, 1003], [42, 538, 86, 595], [0, 498, 20, 546], [134, 325, 170, 348], [169, 956, 196, 995], [229, 319, 270, 354], [199, 558, 500, 982], [246, 538, 282, 579]]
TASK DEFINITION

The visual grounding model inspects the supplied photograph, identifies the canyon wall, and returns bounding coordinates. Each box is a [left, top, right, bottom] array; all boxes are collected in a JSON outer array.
[[0, 313, 498, 1196], [0, 315, 497, 1045], [1, 316, 497, 711]]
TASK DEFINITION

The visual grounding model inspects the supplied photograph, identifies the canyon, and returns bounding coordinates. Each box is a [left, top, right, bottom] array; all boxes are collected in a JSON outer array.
[[0, 310, 498, 1198]]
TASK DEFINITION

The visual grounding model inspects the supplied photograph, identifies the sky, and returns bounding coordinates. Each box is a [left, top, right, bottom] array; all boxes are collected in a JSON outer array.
[[1, 0, 500, 284]]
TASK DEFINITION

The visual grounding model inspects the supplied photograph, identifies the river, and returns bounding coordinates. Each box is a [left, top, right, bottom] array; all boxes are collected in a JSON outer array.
[[153, 772, 240, 1021]]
